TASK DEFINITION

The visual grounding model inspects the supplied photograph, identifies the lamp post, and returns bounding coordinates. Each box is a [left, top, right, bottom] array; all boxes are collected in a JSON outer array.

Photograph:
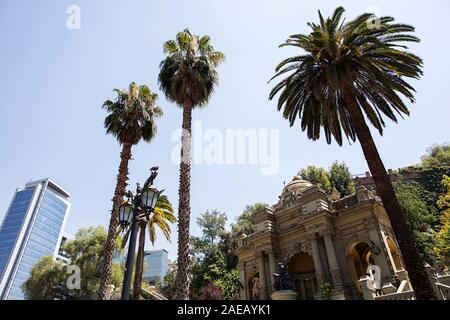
[[370, 241, 381, 256], [118, 167, 160, 300]]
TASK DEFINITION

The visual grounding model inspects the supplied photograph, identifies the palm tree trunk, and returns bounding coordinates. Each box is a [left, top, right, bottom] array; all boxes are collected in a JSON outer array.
[[98, 142, 132, 300], [173, 102, 193, 300], [132, 223, 147, 300], [342, 87, 436, 300]]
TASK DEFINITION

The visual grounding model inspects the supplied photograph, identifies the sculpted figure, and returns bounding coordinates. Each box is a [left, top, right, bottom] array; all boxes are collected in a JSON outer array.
[[273, 262, 293, 291]]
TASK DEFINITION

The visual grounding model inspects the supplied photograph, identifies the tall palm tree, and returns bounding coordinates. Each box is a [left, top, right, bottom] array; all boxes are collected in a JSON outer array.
[[158, 29, 224, 299], [269, 7, 435, 299], [125, 194, 176, 299], [98, 82, 162, 300]]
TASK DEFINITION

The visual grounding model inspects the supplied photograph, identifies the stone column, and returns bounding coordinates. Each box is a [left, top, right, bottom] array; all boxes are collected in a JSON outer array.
[[238, 263, 246, 300], [257, 252, 267, 299], [268, 249, 277, 294], [323, 231, 343, 288], [311, 236, 325, 287], [299, 280, 306, 300], [358, 276, 374, 300], [311, 278, 316, 296], [381, 230, 399, 273], [368, 229, 393, 282], [347, 255, 359, 284]]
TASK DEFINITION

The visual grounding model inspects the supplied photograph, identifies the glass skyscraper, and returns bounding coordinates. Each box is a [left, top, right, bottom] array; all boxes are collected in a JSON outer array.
[[142, 249, 169, 284], [0, 179, 71, 300]]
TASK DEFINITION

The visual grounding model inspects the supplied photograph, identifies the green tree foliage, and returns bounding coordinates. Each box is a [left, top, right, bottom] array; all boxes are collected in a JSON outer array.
[[190, 210, 240, 299], [196, 209, 227, 245], [416, 166, 450, 216], [103, 83, 162, 146], [23, 226, 124, 300], [200, 283, 223, 300], [22, 256, 67, 300], [393, 147, 450, 265], [190, 245, 239, 299], [329, 161, 355, 197], [230, 203, 268, 248], [433, 176, 450, 263], [158, 209, 240, 300], [396, 184, 437, 263], [299, 166, 331, 193], [298, 162, 354, 197], [421, 143, 450, 168], [159, 29, 225, 108], [156, 261, 178, 298]]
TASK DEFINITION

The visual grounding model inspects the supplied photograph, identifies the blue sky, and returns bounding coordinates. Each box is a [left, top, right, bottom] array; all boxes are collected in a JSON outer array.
[[0, 0, 449, 260]]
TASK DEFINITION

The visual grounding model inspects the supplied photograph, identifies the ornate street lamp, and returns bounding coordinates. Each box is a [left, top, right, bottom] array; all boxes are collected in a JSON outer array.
[[119, 167, 160, 300], [118, 200, 133, 229], [141, 186, 160, 211], [370, 241, 381, 256]]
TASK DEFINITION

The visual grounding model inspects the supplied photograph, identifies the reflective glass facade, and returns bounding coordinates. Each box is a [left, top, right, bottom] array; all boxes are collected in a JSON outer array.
[[142, 249, 169, 283], [0, 189, 35, 281], [0, 180, 70, 300]]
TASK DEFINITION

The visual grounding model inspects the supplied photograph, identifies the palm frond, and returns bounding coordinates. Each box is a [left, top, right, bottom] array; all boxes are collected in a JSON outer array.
[[102, 83, 160, 145], [158, 30, 224, 107], [269, 6, 422, 145]]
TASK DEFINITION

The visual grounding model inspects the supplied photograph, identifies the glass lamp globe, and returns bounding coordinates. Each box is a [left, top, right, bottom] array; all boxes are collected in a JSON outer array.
[[141, 186, 160, 210], [119, 202, 133, 228]]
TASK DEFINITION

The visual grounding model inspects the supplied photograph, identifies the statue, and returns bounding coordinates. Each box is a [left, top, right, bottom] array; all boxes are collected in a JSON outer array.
[[271, 262, 297, 300], [251, 278, 260, 300], [273, 262, 293, 291]]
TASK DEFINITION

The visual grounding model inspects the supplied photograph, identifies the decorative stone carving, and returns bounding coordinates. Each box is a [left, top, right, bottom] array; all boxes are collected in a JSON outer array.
[[236, 232, 248, 249], [330, 269, 343, 286], [306, 223, 324, 234], [331, 187, 341, 201], [279, 242, 312, 263], [355, 185, 381, 203], [280, 247, 294, 264], [233, 171, 407, 300], [301, 242, 313, 256], [274, 189, 302, 209], [274, 176, 313, 210]]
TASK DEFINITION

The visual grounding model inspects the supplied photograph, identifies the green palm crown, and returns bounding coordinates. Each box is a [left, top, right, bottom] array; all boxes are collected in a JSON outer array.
[[269, 7, 423, 145], [103, 82, 162, 145], [158, 28, 225, 107]]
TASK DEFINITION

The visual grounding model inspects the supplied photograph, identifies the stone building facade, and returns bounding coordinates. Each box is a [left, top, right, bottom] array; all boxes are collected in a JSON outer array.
[[234, 176, 409, 300]]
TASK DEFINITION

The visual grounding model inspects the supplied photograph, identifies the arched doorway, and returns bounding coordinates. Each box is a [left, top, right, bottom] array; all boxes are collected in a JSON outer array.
[[248, 273, 260, 300], [348, 242, 372, 292], [288, 252, 316, 300], [386, 238, 403, 271]]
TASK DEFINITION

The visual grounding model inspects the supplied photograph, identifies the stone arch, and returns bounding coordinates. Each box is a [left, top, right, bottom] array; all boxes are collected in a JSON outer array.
[[386, 237, 403, 271], [344, 236, 371, 255], [347, 241, 372, 291], [287, 252, 316, 300], [288, 252, 315, 273], [281, 242, 312, 264]]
